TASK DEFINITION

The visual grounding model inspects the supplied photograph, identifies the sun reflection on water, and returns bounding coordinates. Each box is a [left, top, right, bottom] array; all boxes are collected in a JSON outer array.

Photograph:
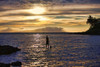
[[23, 34, 49, 67]]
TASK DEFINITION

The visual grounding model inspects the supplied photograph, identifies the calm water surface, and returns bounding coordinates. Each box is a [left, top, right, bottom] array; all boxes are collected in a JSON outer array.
[[0, 34, 100, 67]]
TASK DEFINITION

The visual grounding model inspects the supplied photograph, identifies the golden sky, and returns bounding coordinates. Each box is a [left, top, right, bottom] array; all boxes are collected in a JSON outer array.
[[0, 0, 100, 33]]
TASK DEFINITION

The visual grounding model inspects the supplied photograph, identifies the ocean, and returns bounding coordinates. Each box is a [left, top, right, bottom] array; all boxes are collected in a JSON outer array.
[[0, 34, 100, 67]]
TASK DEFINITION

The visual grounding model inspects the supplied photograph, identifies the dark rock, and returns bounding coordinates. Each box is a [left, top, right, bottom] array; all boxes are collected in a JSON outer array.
[[11, 61, 22, 66], [0, 45, 20, 55], [0, 63, 10, 67], [0, 61, 22, 67]]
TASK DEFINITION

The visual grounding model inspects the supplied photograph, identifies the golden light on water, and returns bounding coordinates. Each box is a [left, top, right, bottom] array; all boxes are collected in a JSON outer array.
[[28, 6, 46, 14]]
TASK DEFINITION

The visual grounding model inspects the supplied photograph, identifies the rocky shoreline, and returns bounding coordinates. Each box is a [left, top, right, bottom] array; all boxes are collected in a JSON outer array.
[[0, 45, 20, 55], [0, 61, 22, 67], [0, 45, 22, 67]]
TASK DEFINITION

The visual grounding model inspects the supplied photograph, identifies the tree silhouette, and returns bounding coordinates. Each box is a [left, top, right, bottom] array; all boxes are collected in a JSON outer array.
[[86, 15, 100, 34], [87, 15, 98, 28]]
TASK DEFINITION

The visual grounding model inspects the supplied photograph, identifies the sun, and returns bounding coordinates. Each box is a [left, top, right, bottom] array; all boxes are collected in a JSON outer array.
[[29, 6, 46, 14]]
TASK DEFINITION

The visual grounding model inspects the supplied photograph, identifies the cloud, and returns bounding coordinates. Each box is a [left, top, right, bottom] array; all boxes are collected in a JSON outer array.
[[52, 21, 87, 27], [47, 5, 100, 15], [0, 19, 38, 25], [0, 4, 100, 18], [54, 16, 73, 19], [1, 27, 14, 32], [0, 1, 99, 33], [67, 22, 84, 26], [0, 13, 33, 17], [0, 0, 100, 9], [73, 0, 90, 4], [0, 8, 11, 12]]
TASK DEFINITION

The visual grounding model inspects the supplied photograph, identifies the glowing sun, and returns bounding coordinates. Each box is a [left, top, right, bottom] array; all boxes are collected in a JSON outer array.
[[29, 7, 46, 14]]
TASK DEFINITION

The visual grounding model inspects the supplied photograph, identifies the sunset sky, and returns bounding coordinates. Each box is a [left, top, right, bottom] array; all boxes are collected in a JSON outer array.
[[0, 0, 100, 33]]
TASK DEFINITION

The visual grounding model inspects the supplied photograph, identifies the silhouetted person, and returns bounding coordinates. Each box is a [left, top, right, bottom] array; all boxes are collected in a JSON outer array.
[[46, 36, 51, 48]]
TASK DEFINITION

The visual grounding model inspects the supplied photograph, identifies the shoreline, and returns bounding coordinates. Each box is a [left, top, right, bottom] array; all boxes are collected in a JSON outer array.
[[0, 32, 99, 35]]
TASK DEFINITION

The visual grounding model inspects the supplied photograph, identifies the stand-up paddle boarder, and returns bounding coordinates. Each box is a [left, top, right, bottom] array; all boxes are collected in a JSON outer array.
[[46, 36, 50, 48]]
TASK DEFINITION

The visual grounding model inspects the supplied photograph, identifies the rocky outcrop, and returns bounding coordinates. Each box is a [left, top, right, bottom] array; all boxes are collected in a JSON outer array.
[[0, 63, 10, 67], [11, 61, 22, 66], [0, 45, 20, 55], [0, 61, 22, 67]]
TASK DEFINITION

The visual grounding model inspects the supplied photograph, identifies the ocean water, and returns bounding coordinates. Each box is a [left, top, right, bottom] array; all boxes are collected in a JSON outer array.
[[0, 34, 100, 67]]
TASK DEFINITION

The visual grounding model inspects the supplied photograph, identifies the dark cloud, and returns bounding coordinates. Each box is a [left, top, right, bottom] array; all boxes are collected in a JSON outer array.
[[1, 7, 100, 17], [90, 0, 100, 4], [69, 8, 100, 13], [0, 8, 11, 12], [0, 0, 100, 7], [75, 18, 83, 20], [48, 8, 100, 15], [55, 16, 73, 19], [0, 13, 33, 17], [76, 15, 85, 18], [0, 20, 38, 26], [73, 0, 91, 4]]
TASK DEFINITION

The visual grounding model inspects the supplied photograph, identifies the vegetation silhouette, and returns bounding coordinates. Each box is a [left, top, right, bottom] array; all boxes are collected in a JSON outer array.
[[86, 15, 100, 34]]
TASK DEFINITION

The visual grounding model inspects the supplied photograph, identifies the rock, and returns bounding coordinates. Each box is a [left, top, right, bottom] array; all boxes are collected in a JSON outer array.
[[0, 45, 20, 55], [11, 61, 22, 66], [0, 63, 10, 67], [0, 61, 22, 67]]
